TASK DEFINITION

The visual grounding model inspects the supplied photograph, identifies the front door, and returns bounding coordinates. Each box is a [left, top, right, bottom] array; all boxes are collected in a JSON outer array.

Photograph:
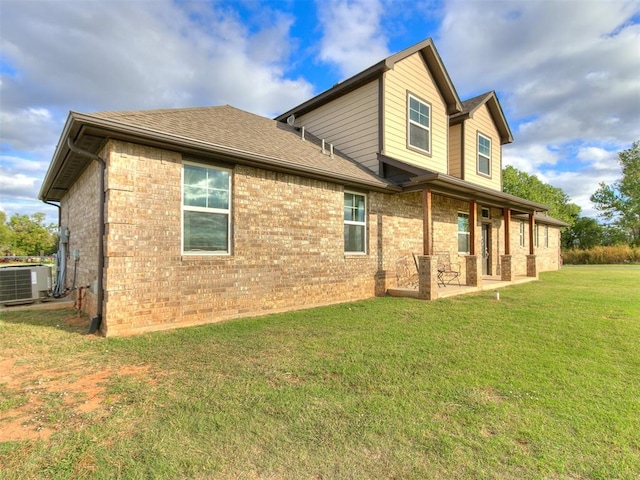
[[481, 223, 491, 275]]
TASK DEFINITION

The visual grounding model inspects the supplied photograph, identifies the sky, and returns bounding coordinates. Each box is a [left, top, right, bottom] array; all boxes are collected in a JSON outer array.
[[1, 0, 639, 227]]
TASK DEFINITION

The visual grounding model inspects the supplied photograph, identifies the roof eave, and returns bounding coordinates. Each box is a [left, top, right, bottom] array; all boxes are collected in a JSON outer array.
[[275, 60, 388, 121], [275, 38, 463, 121], [40, 114, 400, 202], [402, 171, 548, 214]]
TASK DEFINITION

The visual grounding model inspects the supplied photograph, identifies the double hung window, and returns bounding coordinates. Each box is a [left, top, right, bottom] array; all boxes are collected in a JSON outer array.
[[478, 133, 491, 176], [344, 192, 366, 254], [408, 94, 431, 153], [457, 212, 470, 254], [182, 162, 231, 254], [544, 225, 549, 248]]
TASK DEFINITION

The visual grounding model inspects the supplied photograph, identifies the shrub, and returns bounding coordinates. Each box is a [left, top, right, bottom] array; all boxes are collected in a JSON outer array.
[[563, 245, 639, 264]]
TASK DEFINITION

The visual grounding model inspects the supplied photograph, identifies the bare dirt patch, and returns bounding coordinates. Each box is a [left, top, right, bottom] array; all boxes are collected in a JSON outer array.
[[0, 354, 150, 442]]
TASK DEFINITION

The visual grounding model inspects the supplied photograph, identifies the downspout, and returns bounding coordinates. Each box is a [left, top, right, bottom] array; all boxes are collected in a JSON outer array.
[[66, 138, 106, 334], [43, 200, 61, 227]]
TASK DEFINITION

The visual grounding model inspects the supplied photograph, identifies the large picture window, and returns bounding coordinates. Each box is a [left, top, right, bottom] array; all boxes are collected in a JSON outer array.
[[478, 133, 491, 176], [457, 212, 470, 254], [344, 192, 366, 254], [182, 162, 231, 254], [408, 94, 431, 153]]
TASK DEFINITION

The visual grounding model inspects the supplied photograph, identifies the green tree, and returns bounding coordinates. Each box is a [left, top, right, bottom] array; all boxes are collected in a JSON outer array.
[[562, 217, 603, 249], [8, 213, 57, 256], [0, 211, 14, 254], [502, 165, 581, 226], [590, 141, 640, 245]]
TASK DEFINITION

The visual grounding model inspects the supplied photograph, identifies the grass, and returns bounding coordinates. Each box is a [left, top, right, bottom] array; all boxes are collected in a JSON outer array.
[[1, 265, 639, 479]]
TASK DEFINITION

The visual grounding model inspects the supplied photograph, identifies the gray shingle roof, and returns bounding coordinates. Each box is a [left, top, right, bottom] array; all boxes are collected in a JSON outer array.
[[90, 105, 391, 189]]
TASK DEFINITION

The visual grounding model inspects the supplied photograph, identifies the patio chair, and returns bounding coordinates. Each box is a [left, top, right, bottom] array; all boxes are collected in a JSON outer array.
[[435, 251, 461, 286]]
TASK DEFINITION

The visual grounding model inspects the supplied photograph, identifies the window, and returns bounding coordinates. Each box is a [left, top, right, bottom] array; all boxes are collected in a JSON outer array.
[[182, 162, 231, 254], [534, 224, 539, 247], [478, 133, 491, 176], [544, 225, 549, 248], [457, 212, 470, 254], [408, 94, 431, 153], [519, 221, 526, 247], [344, 192, 366, 254]]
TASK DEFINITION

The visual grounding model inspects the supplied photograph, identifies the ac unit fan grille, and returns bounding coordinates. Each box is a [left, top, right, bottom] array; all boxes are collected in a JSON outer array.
[[0, 269, 32, 302]]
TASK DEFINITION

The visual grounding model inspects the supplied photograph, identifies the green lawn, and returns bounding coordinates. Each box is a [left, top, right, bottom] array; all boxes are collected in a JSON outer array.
[[1, 265, 639, 479]]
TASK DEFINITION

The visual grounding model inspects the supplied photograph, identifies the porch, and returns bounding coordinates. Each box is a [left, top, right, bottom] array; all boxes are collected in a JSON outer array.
[[387, 274, 537, 300]]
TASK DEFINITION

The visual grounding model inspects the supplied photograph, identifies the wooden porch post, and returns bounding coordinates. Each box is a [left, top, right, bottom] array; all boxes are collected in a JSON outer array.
[[501, 208, 514, 281], [422, 188, 432, 255], [527, 212, 538, 278], [528, 213, 535, 255], [503, 208, 511, 255]]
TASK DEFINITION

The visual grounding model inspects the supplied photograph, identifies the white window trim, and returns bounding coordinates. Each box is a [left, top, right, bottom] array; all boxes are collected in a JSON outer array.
[[407, 93, 431, 154], [534, 224, 539, 248], [457, 212, 470, 254], [181, 160, 232, 256], [344, 191, 367, 255], [519, 221, 526, 248], [477, 132, 491, 177]]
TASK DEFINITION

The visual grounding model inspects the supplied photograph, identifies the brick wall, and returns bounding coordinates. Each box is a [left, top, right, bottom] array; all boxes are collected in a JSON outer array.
[[61, 139, 563, 336], [59, 160, 101, 318]]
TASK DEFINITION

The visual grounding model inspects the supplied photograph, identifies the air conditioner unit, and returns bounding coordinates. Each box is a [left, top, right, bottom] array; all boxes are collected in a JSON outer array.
[[0, 265, 52, 306]]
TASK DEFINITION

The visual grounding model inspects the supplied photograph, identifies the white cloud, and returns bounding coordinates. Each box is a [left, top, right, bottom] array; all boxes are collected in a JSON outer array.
[[0, 1, 313, 116], [316, 0, 390, 78], [0, 0, 316, 224], [437, 0, 639, 218]]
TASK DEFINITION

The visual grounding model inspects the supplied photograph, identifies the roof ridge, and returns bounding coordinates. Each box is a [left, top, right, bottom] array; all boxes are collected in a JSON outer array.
[[91, 104, 235, 118]]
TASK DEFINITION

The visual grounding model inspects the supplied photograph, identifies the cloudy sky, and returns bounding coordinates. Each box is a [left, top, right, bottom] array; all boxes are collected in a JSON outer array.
[[1, 0, 639, 226]]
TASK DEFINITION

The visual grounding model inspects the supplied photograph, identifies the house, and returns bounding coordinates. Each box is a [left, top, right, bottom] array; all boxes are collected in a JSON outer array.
[[39, 38, 567, 336]]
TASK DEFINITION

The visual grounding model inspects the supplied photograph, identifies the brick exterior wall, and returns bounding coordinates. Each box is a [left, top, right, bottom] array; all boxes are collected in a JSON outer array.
[[59, 140, 564, 336], [59, 160, 101, 318]]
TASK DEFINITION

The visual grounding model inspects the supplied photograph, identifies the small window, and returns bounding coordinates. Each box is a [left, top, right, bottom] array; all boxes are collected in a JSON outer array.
[[481, 207, 491, 219], [478, 133, 491, 176], [519, 221, 526, 248], [182, 162, 231, 254], [544, 225, 549, 248], [534, 224, 539, 248], [408, 94, 431, 153], [457, 212, 470, 254], [344, 192, 366, 254]]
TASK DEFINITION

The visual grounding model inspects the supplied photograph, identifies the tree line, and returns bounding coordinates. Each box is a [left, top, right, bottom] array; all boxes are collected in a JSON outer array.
[[503, 141, 640, 249]]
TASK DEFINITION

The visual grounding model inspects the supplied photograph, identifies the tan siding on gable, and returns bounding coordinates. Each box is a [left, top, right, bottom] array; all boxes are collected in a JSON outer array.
[[383, 53, 448, 173], [449, 123, 462, 178], [463, 104, 502, 191], [297, 80, 379, 173]]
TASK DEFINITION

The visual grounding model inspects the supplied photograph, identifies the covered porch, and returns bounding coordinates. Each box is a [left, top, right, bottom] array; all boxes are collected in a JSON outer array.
[[387, 274, 538, 300], [384, 166, 549, 301]]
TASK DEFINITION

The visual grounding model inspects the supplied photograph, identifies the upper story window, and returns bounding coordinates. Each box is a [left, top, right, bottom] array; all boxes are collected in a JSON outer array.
[[457, 212, 470, 254], [478, 133, 491, 176], [344, 192, 367, 254], [182, 162, 231, 255], [408, 93, 431, 154]]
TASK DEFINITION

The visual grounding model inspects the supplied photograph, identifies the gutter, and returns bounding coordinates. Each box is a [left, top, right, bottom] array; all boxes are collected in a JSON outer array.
[[66, 138, 105, 334]]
